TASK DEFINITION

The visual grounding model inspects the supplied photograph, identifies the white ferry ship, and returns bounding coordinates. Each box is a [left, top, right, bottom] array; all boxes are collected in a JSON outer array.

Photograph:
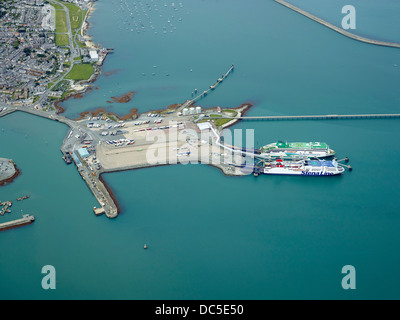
[[262, 159, 344, 176], [260, 141, 335, 160]]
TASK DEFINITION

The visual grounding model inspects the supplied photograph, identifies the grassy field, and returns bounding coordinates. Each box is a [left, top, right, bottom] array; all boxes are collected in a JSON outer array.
[[63, 2, 86, 30], [75, 39, 87, 48], [55, 33, 69, 46], [55, 9, 68, 33], [223, 109, 238, 117], [50, 2, 63, 10], [50, 1, 88, 49], [197, 110, 239, 128], [65, 64, 94, 81]]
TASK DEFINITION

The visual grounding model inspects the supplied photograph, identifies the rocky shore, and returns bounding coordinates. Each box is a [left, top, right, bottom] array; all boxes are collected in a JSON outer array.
[[111, 91, 135, 103], [0, 159, 21, 187]]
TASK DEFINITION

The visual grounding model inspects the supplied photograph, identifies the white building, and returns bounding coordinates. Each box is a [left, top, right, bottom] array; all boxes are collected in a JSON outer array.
[[89, 50, 99, 61], [197, 122, 212, 131]]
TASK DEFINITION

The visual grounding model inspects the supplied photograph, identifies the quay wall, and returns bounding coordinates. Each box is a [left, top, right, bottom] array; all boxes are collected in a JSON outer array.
[[0, 216, 35, 232]]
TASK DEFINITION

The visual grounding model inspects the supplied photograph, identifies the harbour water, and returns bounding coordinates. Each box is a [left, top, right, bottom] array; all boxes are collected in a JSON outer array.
[[1, 0, 400, 299]]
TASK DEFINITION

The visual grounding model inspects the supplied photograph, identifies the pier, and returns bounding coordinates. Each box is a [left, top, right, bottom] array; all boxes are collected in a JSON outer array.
[[192, 65, 235, 102], [178, 99, 195, 111], [70, 150, 118, 218], [0, 214, 35, 231], [274, 0, 400, 49], [192, 64, 234, 102], [178, 65, 235, 113], [216, 113, 400, 122]]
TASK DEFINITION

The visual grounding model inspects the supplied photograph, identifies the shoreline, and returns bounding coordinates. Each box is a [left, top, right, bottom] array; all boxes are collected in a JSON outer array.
[[81, 2, 97, 49], [51, 0, 102, 114], [220, 103, 253, 129], [74, 107, 139, 121]]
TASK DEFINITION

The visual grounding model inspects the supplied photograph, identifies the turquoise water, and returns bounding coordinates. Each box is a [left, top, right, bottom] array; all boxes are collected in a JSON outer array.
[[1, 0, 400, 300], [62, 0, 400, 118]]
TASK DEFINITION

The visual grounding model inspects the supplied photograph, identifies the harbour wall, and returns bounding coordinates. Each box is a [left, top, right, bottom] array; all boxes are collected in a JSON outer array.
[[274, 0, 400, 49], [0, 215, 35, 232]]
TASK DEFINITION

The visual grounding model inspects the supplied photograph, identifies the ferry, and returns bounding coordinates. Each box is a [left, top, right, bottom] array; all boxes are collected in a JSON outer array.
[[262, 159, 344, 176], [260, 141, 335, 160]]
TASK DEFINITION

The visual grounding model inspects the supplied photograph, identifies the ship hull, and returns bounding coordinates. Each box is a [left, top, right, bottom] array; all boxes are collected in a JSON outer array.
[[261, 159, 345, 176], [263, 170, 342, 176]]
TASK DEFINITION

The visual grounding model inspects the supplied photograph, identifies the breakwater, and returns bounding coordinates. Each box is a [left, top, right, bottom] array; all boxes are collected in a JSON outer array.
[[274, 0, 400, 48], [0, 215, 35, 231]]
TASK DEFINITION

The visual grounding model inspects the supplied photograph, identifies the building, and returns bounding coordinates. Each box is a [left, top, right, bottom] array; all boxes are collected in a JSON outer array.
[[197, 122, 212, 131], [78, 148, 90, 158], [89, 50, 99, 61]]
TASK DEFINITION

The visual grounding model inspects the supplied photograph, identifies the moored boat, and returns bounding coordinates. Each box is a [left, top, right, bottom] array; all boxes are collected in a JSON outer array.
[[262, 159, 344, 176]]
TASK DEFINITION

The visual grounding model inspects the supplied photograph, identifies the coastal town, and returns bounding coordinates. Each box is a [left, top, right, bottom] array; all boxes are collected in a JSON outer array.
[[0, 0, 255, 221], [0, 0, 105, 109]]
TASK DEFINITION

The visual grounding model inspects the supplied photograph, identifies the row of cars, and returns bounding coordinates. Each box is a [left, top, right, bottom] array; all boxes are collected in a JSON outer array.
[[132, 122, 184, 133], [105, 138, 135, 147], [134, 118, 163, 126], [87, 122, 126, 129]]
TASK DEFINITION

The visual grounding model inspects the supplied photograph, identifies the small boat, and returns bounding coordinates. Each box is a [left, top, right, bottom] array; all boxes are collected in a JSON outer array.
[[17, 195, 30, 201], [144, 244, 148, 249]]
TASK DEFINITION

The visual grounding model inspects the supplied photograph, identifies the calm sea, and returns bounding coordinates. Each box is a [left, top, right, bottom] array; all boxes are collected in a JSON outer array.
[[1, 0, 400, 299]]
